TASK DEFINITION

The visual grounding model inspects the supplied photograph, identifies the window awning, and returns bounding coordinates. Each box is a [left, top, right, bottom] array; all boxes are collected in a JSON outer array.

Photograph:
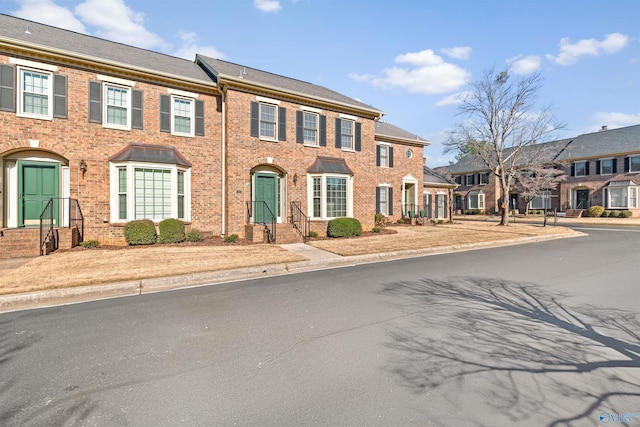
[[307, 156, 353, 175], [606, 180, 634, 187], [109, 143, 191, 167], [468, 189, 484, 195]]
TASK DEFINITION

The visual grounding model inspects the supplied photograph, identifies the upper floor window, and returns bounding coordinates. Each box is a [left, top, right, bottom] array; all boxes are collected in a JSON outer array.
[[465, 174, 475, 186], [0, 60, 67, 120], [302, 111, 318, 145], [160, 91, 204, 137], [629, 156, 640, 173], [377, 144, 394, 168], [597, 158, 617, 175], [251, 99, 286, 141], [573, 161, 588, 177], [335, 116, 361, 151], [89, 76, 142, 130], [479, 172, 489, 185]]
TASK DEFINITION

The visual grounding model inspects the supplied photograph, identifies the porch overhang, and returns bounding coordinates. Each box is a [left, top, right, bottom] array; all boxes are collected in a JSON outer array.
[[307, 156, 354, 176], [109, 143, 191, 167]]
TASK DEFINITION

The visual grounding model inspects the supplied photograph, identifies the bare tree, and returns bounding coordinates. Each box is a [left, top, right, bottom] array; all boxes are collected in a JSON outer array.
[[513, 165, 567, 215], [445, 67, 565, 225]]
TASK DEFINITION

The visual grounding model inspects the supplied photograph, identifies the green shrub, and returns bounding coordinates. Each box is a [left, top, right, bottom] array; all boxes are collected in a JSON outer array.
[[610, 210, 621, 218], [374, 213, 386, 227], [586, 205, 604, 217], [327, 217, 362, 238], [80, 240, 100, 249], [185, 229, 203, 242], [622, 210, 633, 218], [437, 219, 444, 224], [465, 209, 481, 215], [158, 218, 185, 243], [372, 226, 381, 233], [308, 231, 319, 238], [124, 219, 157, 245], [397, 219, 404, 224], [224, 234, 239, 243], [601, 210, 611, 217]]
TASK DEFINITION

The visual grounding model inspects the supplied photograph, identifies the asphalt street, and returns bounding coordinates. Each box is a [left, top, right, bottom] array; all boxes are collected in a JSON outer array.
[[1, 226, 639, 426]]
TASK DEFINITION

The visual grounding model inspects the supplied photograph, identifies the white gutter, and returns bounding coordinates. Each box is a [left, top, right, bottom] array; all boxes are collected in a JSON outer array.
[[218, 84, 227, 238]]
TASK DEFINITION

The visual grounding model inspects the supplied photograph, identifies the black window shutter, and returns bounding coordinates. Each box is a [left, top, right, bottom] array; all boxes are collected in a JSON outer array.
[[250, 102, 259, 137], [471, 175, 475, 185], [389, 147, 394, 167], [53, 74, 67, 119], [0, 64, 15, 112], [296, 111, 303, 143], [585, 161, 590, 175], [375, 188, 381, 213], [570, 163, 575, 177], [612, 158, 618, 174], [131, 90, 143, 129], [319, 115, 326, 146], [376, 145, 381, 166], [624, 157, 630, 172], [278, 107, 286, 141], [388, 187, 394, 216], [335, 118, 342, 148], [160, 94, 171, 132], [596, 160, 601, 175], [355, 122, 362, 151], [195, 100, 204, 136], [88, 81, 102, 123]]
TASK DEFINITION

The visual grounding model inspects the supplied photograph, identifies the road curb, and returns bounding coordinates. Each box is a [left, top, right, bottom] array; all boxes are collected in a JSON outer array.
[[0, 231, 583, 313]]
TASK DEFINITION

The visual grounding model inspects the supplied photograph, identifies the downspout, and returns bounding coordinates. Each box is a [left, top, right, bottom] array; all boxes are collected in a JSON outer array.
[[217, 84, 227, 237]]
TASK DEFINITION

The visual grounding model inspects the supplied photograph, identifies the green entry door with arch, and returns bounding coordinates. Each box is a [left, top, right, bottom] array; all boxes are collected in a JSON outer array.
[[254, 173, 278, 223], [18, 161, 59, 227]]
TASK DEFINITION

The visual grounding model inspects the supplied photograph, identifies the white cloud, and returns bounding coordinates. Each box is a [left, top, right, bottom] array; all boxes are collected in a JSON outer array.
[[172, 32, 225, 61], [12, 0, 87, 33], [254, 0, 281, 12], [350, 49, 470, 95], [435, 92, 468, 107], [590, 111, 640, 130], [508, 55, 541, 74], [74, 0, 169, 50], [440, 46, 471, 60], [546, 33, 629, 65]]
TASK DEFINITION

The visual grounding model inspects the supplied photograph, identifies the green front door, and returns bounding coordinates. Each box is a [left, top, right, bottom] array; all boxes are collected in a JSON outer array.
[[19, 161, 59, 227], [254, 173, 277, 223]]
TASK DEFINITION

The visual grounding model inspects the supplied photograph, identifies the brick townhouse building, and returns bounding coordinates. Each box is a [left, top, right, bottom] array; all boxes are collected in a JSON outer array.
[[437, 125, 640, 216], [0, 14, 428, 257]]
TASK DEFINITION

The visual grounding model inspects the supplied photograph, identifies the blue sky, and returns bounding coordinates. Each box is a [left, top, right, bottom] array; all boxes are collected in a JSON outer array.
[[3, 0, 639, 166]]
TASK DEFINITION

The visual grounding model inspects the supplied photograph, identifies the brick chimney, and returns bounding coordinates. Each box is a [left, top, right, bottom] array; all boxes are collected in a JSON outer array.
[[600, 125, 608, 131]]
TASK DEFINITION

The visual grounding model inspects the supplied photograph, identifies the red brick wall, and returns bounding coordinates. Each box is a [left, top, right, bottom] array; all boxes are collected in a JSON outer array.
[[0, 55, 223, 244]]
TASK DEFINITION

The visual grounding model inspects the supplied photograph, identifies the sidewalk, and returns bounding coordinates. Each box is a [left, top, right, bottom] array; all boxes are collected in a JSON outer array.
[[0, 228, 582, 313]]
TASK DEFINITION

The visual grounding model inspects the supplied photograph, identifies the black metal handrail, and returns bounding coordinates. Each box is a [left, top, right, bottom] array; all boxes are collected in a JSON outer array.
[[246, 201, 277, 243], [290, 201, 310, 243], [39, 197, 84, 256]]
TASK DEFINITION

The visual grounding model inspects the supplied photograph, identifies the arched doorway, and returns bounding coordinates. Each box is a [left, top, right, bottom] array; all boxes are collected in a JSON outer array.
[[249, 165, 287, 224]]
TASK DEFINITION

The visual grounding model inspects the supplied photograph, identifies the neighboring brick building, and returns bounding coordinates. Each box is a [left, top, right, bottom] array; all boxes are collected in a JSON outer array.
[[0, 15, 429, 257], [437, 125, 640, 216]]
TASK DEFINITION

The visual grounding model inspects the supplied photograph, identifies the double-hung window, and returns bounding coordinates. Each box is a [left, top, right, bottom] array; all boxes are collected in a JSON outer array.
[[89, 75, 140, 130], [308, 174, 353, 219], [340, 120, 354, 150], [629, 156, 640, 173], [302, 112, 318, 145], [465, 174, 474, 186], [105, 84, 130, 128], [19, 68, 52, 118], [376, 186, 393, 216], [479, 172, 489, 185], [377, 144, 394, 168], [160, 90, 203, 137], [597, 158, 616, 175], [172, 97, 193, 136], [250, 98, 285, 141], [574, 161, 587, 177]]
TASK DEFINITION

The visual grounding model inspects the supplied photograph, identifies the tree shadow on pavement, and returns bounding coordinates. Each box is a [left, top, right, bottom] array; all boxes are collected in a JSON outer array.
[[380, 277, 640, 426]]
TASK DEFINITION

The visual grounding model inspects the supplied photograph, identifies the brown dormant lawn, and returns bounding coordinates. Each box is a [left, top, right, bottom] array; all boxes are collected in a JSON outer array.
[[0, 221, 578, 295], [309, 222, 579, 256]]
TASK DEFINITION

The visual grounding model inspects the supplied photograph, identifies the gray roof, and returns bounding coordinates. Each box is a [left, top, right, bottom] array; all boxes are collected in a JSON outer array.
[[307, 156, 354, 175], [424, 167, 456, 186], [555, 124, 640, 161], [0, 14, 212, 85], [444, 125, 640, 174], [375, 121, 429, 146], [197, 56, 383, 115]]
